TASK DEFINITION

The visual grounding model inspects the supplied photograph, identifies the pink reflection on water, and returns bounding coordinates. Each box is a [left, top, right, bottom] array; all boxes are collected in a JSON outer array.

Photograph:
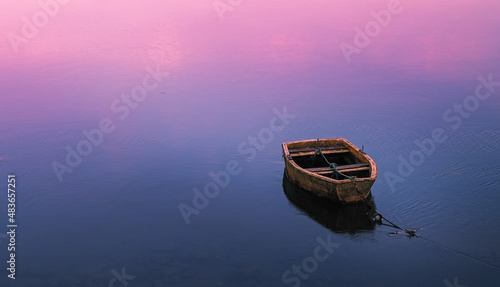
[[2, 0, 498, 72], [1, 0, 499, 124], [357, 0, 500, 78]]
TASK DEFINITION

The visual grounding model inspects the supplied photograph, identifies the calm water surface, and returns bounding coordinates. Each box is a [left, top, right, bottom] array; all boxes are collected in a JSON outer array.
[[1, 0, 500, 286]]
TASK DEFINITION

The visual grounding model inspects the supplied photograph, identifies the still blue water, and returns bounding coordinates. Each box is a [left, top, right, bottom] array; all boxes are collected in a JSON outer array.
[[1, 1, 500, 286]]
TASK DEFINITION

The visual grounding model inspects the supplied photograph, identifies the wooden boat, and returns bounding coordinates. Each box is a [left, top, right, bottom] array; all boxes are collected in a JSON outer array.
[[282, 138, 377, 203]]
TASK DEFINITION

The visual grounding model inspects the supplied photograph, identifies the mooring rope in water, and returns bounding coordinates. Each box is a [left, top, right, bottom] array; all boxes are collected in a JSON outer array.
[[314, 139, 418, 238], [419, 236, 500, 271], [315, 139, 500, 270]]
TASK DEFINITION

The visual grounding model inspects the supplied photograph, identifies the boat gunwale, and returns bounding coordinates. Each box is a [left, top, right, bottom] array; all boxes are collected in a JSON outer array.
[[282, 138, 378, 183]]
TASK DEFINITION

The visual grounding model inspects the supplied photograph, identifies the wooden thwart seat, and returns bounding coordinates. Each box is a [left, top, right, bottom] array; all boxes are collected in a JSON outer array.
[[313, 167, 370, 175], [288, 144, 345, 154], [290, 149, 349, 157], [305, 163, 370, 175]]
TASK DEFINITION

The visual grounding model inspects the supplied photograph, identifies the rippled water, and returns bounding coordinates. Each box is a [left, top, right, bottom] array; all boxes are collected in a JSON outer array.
[[1, 0, 500, 286]]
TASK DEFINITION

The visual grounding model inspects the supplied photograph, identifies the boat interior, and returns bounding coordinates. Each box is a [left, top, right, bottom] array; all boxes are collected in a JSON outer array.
[[287, 143, 371, 179]]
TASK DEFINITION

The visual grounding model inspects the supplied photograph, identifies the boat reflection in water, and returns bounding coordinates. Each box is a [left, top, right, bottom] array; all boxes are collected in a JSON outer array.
[[283, 172, 376, 234]]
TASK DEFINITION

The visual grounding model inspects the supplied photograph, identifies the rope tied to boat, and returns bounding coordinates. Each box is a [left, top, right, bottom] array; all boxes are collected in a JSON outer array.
[[307, 139, 500, 269], [314, 139, 418, 238]]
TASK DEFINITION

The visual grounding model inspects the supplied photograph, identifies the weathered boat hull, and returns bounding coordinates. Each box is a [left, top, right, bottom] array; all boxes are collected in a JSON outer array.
[[282, 138, 377, 203]]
